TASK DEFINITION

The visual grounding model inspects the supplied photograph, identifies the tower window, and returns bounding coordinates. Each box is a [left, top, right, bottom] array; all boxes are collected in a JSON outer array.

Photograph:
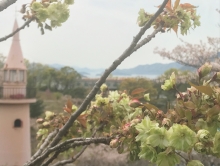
[[14, 119, 22, 128]]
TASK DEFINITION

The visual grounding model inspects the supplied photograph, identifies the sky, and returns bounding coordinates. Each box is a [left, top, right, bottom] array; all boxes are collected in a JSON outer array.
[[0, 0, 219, 69]]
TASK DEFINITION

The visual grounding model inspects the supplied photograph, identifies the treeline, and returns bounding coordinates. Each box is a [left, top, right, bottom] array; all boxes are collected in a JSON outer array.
[[0, 54, 195, 115], [26, 60, 87, 98], [0, 54, 88, 117], [118, 68, 195, 111]]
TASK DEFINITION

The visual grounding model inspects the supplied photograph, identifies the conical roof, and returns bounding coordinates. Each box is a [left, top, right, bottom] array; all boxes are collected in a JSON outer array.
[[4, 20, 26, 70]]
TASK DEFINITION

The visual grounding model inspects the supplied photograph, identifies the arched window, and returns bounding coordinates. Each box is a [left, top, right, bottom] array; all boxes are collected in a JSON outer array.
[[14, 119, 22, 128]]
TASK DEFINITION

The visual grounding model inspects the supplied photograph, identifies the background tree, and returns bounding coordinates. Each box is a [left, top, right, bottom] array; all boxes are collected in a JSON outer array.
[[119, 78, 157, 94], [154, 37, 220, 71], [1, 0, 213, 166]]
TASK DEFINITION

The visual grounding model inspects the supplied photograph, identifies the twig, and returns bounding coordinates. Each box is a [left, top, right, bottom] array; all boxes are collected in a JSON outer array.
[[42, 124, 105, 165], [0, 0, 17, 12], [25, 1, 168, 165], [0, 18, 35, 42], [48, 0, 169, 149], [51, 145, 88, 166], [133, 24, 163, 52], [42, 151, 60, 166], [28, 137, 111, 166], [29, 129, 59, 162]]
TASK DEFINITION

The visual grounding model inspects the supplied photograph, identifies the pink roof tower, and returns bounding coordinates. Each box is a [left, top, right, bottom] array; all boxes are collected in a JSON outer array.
[[0, 20, 36, 165]]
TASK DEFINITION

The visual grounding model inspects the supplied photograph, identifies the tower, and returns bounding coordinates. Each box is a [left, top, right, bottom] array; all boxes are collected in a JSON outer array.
[[0, 20, 36, 165]]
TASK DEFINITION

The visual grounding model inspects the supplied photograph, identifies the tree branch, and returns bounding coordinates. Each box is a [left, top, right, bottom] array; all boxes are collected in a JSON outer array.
[[0, 17, 35, 42], [47, 0, 168, 149], [51, 145, 88, 166], [29, 124, 106, 166], [29, 129, 59, 162], [25, 1, 168, 165], [27, 137, 111, 166], [154, 37, 220, 72], [133, 24, 163, 52], [0, 0, 17, 12]]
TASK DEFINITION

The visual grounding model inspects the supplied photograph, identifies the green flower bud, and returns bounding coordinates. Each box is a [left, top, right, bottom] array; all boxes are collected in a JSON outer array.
[[194, 142, 206, 154], [110, 139, 119, 148], [198, 63, 212, 79], [48, 3, 69, 23], [161, 72, 176, 91], [137, 9, 151, 27], [100, 84, 108, 92], [36, 8, 49, 22], [96, 97, 109, 106], [197, 129, 212, 143], [130, 119, 141, 126], [31, 2, 43, 11], [42, 122, 50, 128], [36, 128, 48, 138], [72, 105, 78, 112], [45, 111, 55, 120], [36, 118, 44, 124], [144, 93, 150, 101]]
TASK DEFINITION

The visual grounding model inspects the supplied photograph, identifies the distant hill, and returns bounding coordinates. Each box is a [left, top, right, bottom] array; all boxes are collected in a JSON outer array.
[[112, 62, 195, 76], [49, 62, 196, 78]]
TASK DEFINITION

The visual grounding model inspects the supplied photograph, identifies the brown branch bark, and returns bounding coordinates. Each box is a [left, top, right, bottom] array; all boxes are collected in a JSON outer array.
[[31, 124, 106, 166], [47, 124, 105, 165], [40, 22, 164, 166], [29, 129, 59, 162], [0, 18, 35, 42], [25, 1, 168, 165], [47, 0, 168, 149], [27, 137, 111, 166], [0, 0, 17, 12], [133, 24, 163, 52]]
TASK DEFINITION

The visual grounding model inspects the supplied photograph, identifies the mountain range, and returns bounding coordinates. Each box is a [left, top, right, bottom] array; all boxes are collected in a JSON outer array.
[[50, 62, 196, 78]]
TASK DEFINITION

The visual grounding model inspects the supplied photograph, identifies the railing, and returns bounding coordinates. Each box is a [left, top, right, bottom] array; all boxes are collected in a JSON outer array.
[[0, 87, 36, 99]]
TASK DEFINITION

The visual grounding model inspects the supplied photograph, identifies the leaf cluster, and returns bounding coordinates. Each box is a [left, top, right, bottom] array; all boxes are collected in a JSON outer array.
[[137, 0, 200, 35], [21, 0, 74, 34]]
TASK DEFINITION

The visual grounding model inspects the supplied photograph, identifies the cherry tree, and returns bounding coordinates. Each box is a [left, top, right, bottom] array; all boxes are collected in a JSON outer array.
[[154, 37, 220, 71], [2, 1, 220, 166]]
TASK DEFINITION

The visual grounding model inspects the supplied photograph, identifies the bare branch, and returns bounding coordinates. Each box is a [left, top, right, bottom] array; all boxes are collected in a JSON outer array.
[[28, 137, 111, 166], [30, 129, 59, 162], [0, 0, 17, 12], [24, 1, 168, 165], [30, 123, 107, 166], [47, 0, 169, 149], [154, 37, 220, 71], [42, 151, 60, 166], [0, 18, 35, 42], [133, 24, 163, 52]]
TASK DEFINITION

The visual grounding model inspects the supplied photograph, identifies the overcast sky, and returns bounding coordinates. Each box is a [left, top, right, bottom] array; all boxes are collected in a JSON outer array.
[[0, 0, 219, 69]]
